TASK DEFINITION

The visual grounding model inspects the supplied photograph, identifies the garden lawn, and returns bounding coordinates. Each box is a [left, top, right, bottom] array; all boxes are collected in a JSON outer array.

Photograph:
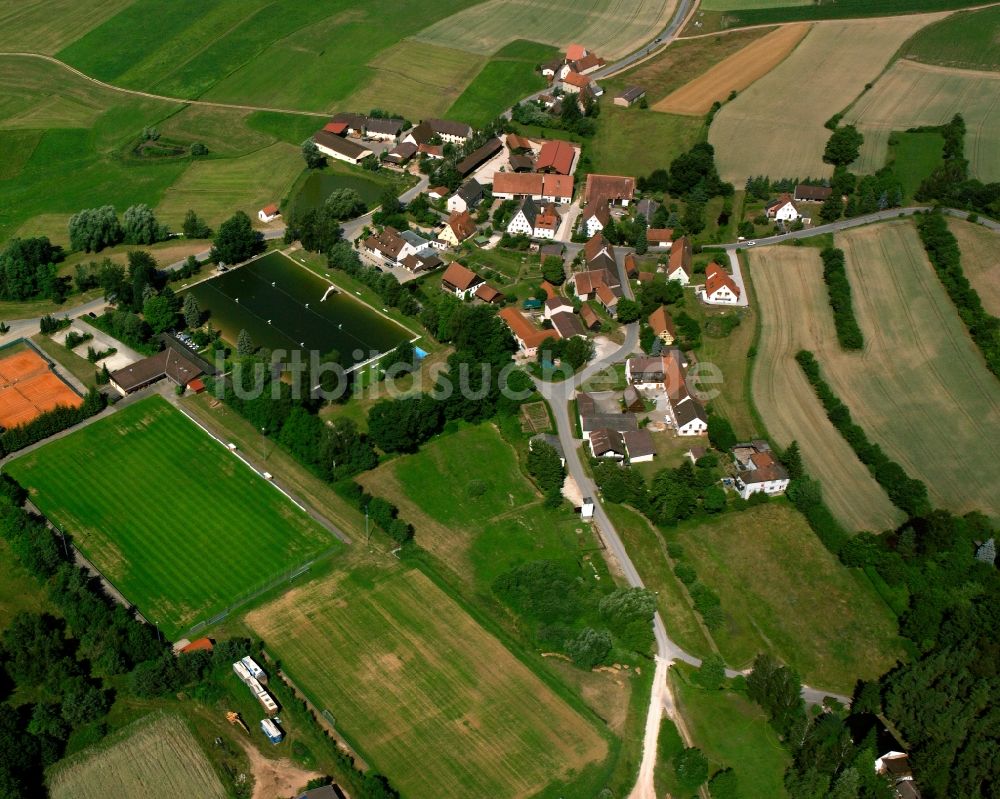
[[7, 396, 335, 637], [671, 668, 790, 799], [246, 558, 608, 799], [669, 503, 904, 691]]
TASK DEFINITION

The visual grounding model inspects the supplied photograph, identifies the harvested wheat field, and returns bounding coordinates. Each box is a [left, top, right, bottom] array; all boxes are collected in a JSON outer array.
[[947, 217, 1000, 316], [48, 713, 225, 799], [710, 13, 943, 183], [845, 59, 1000, 180], [247, 560, 607, 799], [414, 0, 677, 59], [655, 24, 809, 115], [753, 221, 1000, 525], [749, 247, 902, 533]]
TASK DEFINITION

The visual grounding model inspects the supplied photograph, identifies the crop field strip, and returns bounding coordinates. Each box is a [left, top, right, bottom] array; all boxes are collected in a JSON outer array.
[[749, 246, 904, 532], [947, 218, 1000, 316], [654, 23, 809, 115], [752, 221, 1000, 523], [844, 59, 1000, 181], [0, 0, 134, 54], [832, 223, 1000, 517], [7, 396, 334, 637], [247, 562, 608, 799], [709, 13, 945, 184], [414, 0, 678, 60], [48, 713, 226, 799]]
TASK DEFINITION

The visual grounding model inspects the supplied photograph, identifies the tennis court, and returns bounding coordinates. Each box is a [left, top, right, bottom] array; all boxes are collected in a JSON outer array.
[[0, 348, 83, 429]]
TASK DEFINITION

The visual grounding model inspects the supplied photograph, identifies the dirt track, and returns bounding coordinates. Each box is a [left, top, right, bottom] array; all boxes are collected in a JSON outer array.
[[241, 743, 322, 799]]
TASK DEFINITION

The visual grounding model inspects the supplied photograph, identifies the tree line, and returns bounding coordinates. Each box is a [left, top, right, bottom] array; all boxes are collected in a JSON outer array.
[[915, 114, 1000, 219], [795, 350, 929, 516], [915, 211, 1000, 378], [820, 247, 864, 350]]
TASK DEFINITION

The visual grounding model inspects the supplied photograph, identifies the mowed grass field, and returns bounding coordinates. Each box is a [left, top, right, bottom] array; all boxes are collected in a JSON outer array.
[[414, 0, 678, 59], [669, 504, 903, 690], [886, 130, 945, 201], [749, 246, 904, 533], [447, 40, 558, 127], [901, 6, 1000, 71], [844, 59, 1000, 180], [709, 14, 943, 183], [948, 217, 1000, 315], [246, 558, 608, 799], [7, 396, 334, 637], [343, 41, 485, 121], [752, 221, 1000, 522], [654, 23, 809, 115], [48, 713, 225, 799]]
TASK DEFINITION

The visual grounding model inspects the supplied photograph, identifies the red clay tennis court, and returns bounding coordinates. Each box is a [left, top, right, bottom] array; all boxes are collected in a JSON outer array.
[[0, 349, 83, 430]]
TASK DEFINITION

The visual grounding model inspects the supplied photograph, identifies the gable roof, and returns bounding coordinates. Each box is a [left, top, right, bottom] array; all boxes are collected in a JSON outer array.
[[514, 195, 540, 224], [426, 118, 473, 139], [649, 306, 676, 337], [364, 226, 407, 259], [534, 205, 560, 231], [596, 282, 617, 307], [407, 121, 433, 145], [540, 280, 559, 299], [475, 283, 502, 303], [623, 429, 655, 459], [583, 204, 610, 225], [386, 141, 417, 161], [419, 143, 444, 157], [562, 70, 592, 89], [331, 112, 367, 130], [584, 233, 614, 264], [566, 44, 588, 61], [401, 252, 442, 273], [492, 172, 574, 199], [508, 153, 535, 172], [624, 253, 638, 276], [573, 268, 616, 296], [667, 235, 692, 276], [499, 307, 553, 350], [456, 137, 503, 175], [705, 262, 740, 298], [590, 429, 626, 457], [505, 133, 534, 151], [674, 393, 708, 428], [571, 53, 605, 73], [441, 261, 482, 290], [110, 347, 204, 393], [794, 184, 832, 201], [585, 174, 635, 204], [322, 121, 349, 135], [766, 192, 798, 213], [580, 413, 638, 433], [580, 303, 600, 329], [445, 211, 477, 242], [536, 140, 575, 174], [550, 311, 585, 339], [261, 203, 279, 216], [646, 228, 673, 244], [616, 85, 646, 102], [456, 179, 483, 204], [313, 130, 371, 160], [366, 117, 404, 135]]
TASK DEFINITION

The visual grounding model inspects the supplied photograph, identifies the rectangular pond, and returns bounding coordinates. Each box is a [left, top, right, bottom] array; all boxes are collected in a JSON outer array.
[[187, 251, 411, 367]]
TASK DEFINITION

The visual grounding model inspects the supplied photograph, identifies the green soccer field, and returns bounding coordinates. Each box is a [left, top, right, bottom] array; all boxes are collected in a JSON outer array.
[[6, 395, 336, 637]]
